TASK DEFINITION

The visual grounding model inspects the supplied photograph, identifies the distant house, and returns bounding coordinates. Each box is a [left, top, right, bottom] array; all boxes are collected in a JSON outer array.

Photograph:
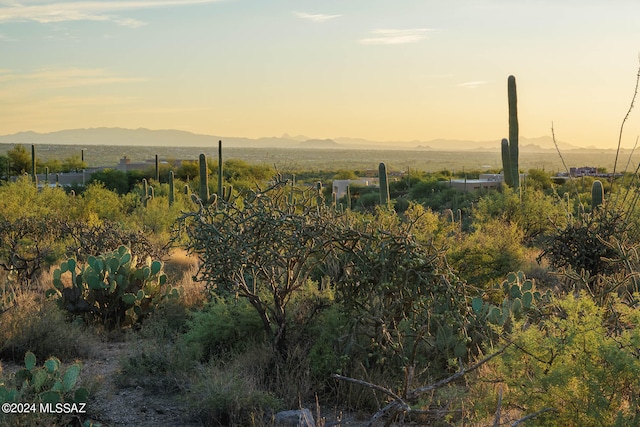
[[446, 173, 511, 192], [116, 157, 155, 173], [570, 166, 597, 177], [332, 179, 379, 199]]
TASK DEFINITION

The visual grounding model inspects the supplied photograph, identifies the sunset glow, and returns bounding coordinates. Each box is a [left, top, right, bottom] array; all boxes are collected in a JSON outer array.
[[2, 1, 640, 148]]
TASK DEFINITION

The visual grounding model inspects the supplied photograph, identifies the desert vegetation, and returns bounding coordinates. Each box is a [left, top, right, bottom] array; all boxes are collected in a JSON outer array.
[[3, 76, 640, 426]]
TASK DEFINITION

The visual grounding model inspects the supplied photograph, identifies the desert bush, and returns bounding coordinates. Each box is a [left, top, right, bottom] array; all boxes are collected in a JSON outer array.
[[63, 220, 166, 265], [0, 293, 91, 362], [0, 216, 67, 287], [477, 292, 640, 426], [540, 210, 625, 276], [325, 207, 474, 395], [177, 177, 347, 356], [448, 219, 526, 288], [182, 298, 266, 361], [472, 186, 566, 243], [117, 338, 195, 392], [77, 182, 128, 223], [186, 348, 283, 426]]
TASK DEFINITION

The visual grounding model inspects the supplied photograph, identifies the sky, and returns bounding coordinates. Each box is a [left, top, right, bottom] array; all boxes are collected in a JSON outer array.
[[2, 1, 640, 148]]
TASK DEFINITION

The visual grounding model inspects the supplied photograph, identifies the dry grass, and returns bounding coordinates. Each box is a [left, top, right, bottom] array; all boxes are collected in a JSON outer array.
[[164, 248, 206, 309], [0, 269, 95, 363]]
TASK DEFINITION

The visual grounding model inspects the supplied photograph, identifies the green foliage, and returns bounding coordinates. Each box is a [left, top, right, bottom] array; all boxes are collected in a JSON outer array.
[[6, 144, 30, 175], [472, 187, 566, 242], [333, 170, 358, 180], [178, 178, 343, 354], [486, 293, 640, 426], [526, 168, 553, 191], [78, 182, 129, 223], [0, 176, 72, 221], [49, 245, 177, 329], [117, 339, 195, 392], [328, 208, 473, 382], [183, 298, 266, 361], [88, 168, 129, 195], [449, 219, 526, 288]]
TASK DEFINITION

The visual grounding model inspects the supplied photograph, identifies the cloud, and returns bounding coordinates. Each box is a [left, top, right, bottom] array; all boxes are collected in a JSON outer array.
[[293, 11, 341, 23], [457, 81, 488, 89], [359, 28, 434, 45], [0, 1, 224, 27], [0, 67, 145, 89]]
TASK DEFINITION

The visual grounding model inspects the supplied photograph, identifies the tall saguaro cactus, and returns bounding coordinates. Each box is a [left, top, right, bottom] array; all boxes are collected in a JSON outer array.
[[217, 140, 223, 199], [379, 162, 390, 207], [168, 171, 175, 207], [591, 180, 605, 211], [31, 144, 36, 184], [501, 75, 520, 190]]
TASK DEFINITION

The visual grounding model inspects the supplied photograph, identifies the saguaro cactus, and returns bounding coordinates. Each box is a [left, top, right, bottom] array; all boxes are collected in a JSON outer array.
[[168, 171, 175, 207], [508, 75, 519, 190], [591, 180, 604, 211], [501, 138, 512, 187], [31, 144, 36, 184], [192, 153, 217, 206], [142, 178, 153, 207], [501, 75, 520, 190], [217, 140, 223, 198], [379, 162, 390, 207]]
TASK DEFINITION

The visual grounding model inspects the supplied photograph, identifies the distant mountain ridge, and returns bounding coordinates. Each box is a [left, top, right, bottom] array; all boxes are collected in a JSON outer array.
[[0, 127, 585, 151]]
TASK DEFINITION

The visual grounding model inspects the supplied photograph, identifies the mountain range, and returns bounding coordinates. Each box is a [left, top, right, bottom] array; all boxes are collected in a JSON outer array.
[[0, 127, 590, 152]]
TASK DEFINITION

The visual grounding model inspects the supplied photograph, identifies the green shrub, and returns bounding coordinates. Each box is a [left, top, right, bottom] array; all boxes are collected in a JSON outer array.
[[0, 297, 91, 363], [186, 354, 283, 426], [117, 339, 195, 392], [482, 293, 640, 426], [448, 219, 526, 288], [182, 298, 266, 361]]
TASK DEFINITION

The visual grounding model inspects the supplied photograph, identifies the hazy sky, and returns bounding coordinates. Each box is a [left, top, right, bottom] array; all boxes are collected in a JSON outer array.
[[2, 0, 640, 148]]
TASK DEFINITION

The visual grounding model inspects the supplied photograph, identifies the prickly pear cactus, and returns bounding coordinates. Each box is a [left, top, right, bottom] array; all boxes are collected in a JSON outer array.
[[471, 271, 551, 327], [48, 245, 177, 328]]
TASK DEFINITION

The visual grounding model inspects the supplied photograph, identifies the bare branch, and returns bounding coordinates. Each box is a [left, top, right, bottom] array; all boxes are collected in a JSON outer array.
[[511, 408, 557, 426]]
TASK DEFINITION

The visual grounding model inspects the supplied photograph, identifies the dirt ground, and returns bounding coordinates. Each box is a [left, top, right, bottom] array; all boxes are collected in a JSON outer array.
[[78, 341, 203, 427]]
